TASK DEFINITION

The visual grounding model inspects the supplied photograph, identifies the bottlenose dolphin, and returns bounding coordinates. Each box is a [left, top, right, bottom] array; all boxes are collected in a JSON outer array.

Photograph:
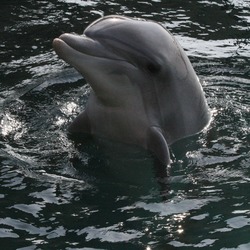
[[53, 15, 211, 165]]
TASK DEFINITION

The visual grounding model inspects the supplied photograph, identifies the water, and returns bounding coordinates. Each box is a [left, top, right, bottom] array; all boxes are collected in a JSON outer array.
[[0, 0, 249, 249]]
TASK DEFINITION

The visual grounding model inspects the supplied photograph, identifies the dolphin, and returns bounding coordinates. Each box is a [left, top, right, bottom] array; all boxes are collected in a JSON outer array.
[[53, 15, 211, 165]]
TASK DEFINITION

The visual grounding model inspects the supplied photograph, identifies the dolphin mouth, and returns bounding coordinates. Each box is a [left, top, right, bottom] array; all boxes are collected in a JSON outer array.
[[53, 33, 125, 63]]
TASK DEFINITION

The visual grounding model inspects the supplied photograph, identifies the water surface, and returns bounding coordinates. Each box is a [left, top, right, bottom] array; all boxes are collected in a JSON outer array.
[[0, 0, 249, 249]]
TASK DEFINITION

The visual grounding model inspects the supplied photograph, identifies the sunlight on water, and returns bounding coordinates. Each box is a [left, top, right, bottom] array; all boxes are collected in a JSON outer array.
[[221, 243, 250, 250], [169, 238, 217, 248], [78, 226, 143, 243], [0, 113, 26, 139], [59, 0, 99, 7], [134, 198, 221, 217], [176, 37, 250, 58]]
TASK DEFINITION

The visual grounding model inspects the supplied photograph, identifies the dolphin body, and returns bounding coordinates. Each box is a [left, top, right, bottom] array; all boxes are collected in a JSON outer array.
[[53, 15, 211, 165]]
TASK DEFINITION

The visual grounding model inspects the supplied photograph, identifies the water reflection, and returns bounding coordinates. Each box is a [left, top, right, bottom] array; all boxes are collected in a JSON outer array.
[[0, 0, 249, 249], [1, 113, 25, 138]]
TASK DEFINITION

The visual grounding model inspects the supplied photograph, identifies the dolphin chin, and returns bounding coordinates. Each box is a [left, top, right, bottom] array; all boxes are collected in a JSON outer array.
[[53, 15, 211, 165]]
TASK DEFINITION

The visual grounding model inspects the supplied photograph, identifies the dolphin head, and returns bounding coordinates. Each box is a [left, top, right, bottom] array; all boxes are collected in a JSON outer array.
[[53, 15, 211, 164], [53, 16, 170, 104]]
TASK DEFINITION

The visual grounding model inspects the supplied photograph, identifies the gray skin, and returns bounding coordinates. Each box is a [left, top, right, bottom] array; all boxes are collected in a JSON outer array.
[[53, 15, 211, 165]]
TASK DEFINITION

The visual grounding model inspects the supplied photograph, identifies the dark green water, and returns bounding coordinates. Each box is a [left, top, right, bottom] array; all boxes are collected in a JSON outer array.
[[0, 0, 249, 249]]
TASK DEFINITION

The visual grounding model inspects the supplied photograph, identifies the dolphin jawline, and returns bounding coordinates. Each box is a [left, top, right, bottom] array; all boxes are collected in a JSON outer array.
[[53, 34, 129, 64]]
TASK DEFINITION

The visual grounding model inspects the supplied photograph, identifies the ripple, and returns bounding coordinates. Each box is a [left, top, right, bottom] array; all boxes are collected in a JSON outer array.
[[0, 228, 19, 239], [186, 151, 242, 167], [176, 36, 250, 58], [226, 216, 250, 229], [59, 0, 99, 6], [169, 239, 217, 248], [221, 242, 250, 250], [133, 197, 220, 217], [78, 225, 143, 243], [11, 204, 44, 218], [0, 217, 49, 236]]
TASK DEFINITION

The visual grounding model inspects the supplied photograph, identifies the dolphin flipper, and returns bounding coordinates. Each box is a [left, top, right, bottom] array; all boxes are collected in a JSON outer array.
[[146, 126, 170, 166], [68, 111, 91, 134]]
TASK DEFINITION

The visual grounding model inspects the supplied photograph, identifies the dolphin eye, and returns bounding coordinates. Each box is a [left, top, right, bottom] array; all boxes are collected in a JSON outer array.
[[146, 62, 161, 74]]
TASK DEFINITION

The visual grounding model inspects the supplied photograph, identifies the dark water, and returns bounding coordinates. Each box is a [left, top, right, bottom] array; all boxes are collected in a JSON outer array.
[[0, 0, 249, 249]]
